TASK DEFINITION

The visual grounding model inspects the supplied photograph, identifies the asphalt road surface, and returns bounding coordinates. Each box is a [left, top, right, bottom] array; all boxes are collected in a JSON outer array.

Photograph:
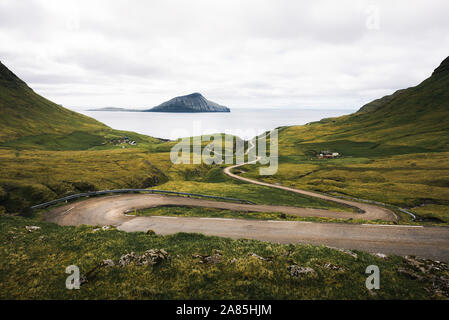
[[44, 193, 449, 261]]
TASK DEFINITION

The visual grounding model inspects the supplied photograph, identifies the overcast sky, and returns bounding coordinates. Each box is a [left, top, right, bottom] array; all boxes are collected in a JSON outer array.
[[0, 0, 448, 110]]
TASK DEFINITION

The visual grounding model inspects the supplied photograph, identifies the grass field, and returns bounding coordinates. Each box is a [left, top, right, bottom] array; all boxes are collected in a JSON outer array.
[[157, 179, 353, 211], [1, 214, 447, 300], [0, 148, 172, 213], [131, 205, 396, 225], [239, 152, 449, 223], [0, 144, 354, 214]]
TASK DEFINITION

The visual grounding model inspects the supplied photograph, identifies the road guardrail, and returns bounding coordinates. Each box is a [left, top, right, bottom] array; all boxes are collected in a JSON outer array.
[[30, 189, 255, 210]]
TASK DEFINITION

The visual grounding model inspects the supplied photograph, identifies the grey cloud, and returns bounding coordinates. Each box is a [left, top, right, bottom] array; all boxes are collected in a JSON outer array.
[[0, 0, 448, 109], [21, 72, 91, 85], [55, 50, 169, 78]]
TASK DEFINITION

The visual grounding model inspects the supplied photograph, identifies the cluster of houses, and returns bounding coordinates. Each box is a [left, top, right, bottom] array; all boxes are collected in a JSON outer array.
[[123, 137, 137, 145], [105, 136, 137, 146], [318, 150, 340, 159]]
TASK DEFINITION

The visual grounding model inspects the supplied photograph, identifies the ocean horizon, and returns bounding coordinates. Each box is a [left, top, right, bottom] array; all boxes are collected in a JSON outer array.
[[73, 108, 354, 140]]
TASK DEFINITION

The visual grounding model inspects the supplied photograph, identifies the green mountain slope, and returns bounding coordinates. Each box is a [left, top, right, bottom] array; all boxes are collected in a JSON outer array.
[[0, 62, 109, 141], [0, 61, 160, 150], [239, 57, 449, 222], [279, 56, 449, 156]]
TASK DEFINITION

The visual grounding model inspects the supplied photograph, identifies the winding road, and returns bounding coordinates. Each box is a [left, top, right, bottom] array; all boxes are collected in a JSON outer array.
[[43, 140, 449, 261]]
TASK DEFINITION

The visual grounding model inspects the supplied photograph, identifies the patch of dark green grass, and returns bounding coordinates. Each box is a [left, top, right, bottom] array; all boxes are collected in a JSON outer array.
[[132, 205, 393, 225]]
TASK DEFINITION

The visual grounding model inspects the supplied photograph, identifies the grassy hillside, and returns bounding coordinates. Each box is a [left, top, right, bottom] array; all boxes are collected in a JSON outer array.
[[279, 56, 449, 154], [0, 149, 172, 213], [238, 57, 449, 223], [0, 61, 105, 142], [2, 215, 447, 299], [0, 61, 161, 149]]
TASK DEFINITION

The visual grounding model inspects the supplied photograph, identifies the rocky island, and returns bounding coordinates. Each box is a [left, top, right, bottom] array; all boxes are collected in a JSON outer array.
[[88, 93, 230, 113], [145, 93, 230, 113]]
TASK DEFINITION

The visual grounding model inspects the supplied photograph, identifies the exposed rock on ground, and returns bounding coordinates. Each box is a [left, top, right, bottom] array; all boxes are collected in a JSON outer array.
[[118, 249, 170, 266], [288, 265, 316, 278], [321, 262, 345, 272], [249, 253, 273, 262], [92, 225, 115, 232], [326, 247, 358, 259], [404, 256, 449, 273], [193, 253, 222, 264], [80, 259, 117, 285], [399, 256, 449, 297], [80, 249, 169, 286], [373, 253, 388, 259], [193, 250, 223, 264], [102, 259, 115, 268], [25, 226, 40, 232]]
